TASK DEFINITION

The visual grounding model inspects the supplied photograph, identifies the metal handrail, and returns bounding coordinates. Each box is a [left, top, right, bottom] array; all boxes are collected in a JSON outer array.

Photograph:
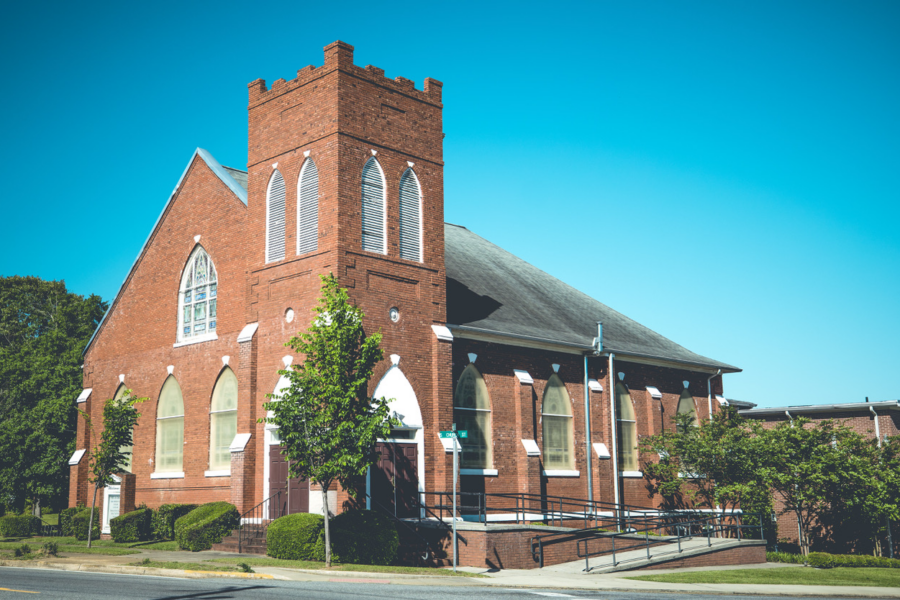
[[237, 491, 282, 554]]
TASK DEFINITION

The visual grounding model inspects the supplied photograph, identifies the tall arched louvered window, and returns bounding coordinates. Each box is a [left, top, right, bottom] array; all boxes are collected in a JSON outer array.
[[266, 169, 286, 263], [209, 368, 238, 472], [676, 388, 698, 432], [615, 383, 638, 472], [542, 375, 574, 470], [361, 157, 386, 254], [114, 385, 134, 473], [398, 168, 422, 262], [453, 364, 492, 469], [297, 159, 319, 255], [178, 246, 218, 343], [155, 376, 184, 473]]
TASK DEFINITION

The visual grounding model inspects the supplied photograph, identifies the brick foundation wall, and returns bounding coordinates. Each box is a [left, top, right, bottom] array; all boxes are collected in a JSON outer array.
[[636, 541, 766, 570]]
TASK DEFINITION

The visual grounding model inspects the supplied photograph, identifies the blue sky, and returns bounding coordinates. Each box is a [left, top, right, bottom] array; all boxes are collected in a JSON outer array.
[[1, 1, 897, 407]]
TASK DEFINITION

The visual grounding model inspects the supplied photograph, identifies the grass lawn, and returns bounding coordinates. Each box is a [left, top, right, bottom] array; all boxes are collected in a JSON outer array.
[[0, 536, 176, 555], [627, 567, 900, 588], [207, 557, 486, 577]]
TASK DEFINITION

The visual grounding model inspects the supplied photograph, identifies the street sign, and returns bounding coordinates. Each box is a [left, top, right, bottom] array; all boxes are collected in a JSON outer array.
[[439, 430, 468, 439]]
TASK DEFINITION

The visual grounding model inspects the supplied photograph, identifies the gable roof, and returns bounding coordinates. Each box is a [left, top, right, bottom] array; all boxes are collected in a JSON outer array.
[[444, 223, 739, 372], [83, 148, 246, 356]]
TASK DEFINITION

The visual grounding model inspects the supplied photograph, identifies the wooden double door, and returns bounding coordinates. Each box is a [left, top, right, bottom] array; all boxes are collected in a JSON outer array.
[[371, 442, 419, 518], [269, 444, 308, 518]]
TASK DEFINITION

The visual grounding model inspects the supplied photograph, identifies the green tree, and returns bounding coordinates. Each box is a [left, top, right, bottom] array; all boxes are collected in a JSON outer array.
[[758, 418, 860, 556], [262, 275, 397, 567], [79, 390, 143, 547], [0, 276, 106, 513]]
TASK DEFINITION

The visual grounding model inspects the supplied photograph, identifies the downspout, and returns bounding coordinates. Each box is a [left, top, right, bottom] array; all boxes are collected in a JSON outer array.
[[871, 406, 882, 447], [584, 322, 602, 506], [707, 369, 722, 422], [608, 353, 620, 517], [786, 410, 793, 426]]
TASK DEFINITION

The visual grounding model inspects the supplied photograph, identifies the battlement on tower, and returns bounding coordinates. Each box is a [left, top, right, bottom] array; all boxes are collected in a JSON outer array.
[[247, 41, 443, 107]]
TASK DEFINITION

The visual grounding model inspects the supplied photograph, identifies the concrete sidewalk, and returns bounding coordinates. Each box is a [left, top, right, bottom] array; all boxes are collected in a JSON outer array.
[[2, 546, 899, 598]]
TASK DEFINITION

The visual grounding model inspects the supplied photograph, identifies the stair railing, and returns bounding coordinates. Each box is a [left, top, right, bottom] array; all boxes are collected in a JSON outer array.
[[237, 491, 283, 554]]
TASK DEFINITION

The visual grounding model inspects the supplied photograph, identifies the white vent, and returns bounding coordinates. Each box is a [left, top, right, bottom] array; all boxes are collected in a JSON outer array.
[[297, 159, 319, 255], [398, 168, 422, 261], [361, 158, 385, 254], [266, 170, 286, 262]]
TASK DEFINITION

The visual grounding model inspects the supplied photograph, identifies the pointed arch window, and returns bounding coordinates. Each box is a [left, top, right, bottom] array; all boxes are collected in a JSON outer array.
[[178, 246, 217, 342], [542, 375, 574, 469], [266, 169, 286, 262], [297, 159, 319, 255], [209, 368, 238, 472], [155, 376, 184, 473], [615, 383, 638, 472], [453, 364, 492, 469], [676, 388, 699, 432], [361, 157, 386, 254], [114, 385, 134, 473], [398, 168, 422, 262]]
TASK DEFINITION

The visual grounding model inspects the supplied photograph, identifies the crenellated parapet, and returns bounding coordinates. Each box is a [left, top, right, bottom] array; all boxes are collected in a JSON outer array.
[[247, 40, 443, 108]]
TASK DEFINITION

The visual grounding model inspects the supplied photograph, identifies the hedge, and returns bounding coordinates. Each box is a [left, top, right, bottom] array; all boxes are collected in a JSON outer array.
[[110, 507, 153, 542], [152, 504, 198, 540], [328, 510, 399, 565], [808, 552, 900, 569], [59, 507, 82, 537], [767, 551, 805, 564], [72, 509, 101, 541], [0, 515, 42, 538], [174, 502, 239, 552], [266, 513, 325, 560]]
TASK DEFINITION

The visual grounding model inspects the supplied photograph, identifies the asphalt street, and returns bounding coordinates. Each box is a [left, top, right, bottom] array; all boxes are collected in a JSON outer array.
[[0, 567, 870, 600]]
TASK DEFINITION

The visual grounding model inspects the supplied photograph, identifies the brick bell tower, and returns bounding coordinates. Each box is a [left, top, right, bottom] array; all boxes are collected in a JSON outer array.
[[245, 42, 452, 499]]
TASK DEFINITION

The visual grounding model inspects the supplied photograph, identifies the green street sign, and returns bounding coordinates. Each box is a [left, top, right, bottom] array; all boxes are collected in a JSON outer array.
[[439, 430, 468, 439]]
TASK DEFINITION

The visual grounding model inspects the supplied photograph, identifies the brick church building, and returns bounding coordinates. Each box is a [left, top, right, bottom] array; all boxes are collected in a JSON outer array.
[[69, 42, 739, 536]]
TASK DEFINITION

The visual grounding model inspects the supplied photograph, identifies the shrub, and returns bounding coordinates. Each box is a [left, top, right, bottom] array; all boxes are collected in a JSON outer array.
[[41, 541, 58, 557], [328, 510, 399, 565], [152, 504, 198, 540], [13, 543, 32, 557], [0, 515, 42, 538], [266, 513, 325, 561], [807, 552, 900, 569], [767, 551, 805, 564], [59, 507, 82, 537], [110, 507, 153, 542], [174, 502, 239, 552], [72, 509, 100, 541]]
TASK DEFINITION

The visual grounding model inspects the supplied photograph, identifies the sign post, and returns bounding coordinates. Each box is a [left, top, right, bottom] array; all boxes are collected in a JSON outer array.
[[452, 423, 457, 573], [439, 428, 468, 573]]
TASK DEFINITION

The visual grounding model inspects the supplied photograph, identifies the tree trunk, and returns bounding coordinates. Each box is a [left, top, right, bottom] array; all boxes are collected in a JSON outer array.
[[87, 483, 100, 548], [322, 486, 331, 567]]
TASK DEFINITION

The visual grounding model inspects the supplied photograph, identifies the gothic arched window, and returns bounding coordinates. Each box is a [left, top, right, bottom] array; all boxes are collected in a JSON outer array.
[[453, 364, 492, 469], [209, 368, 238, 472], [114, 385, 133, 473], [616, 383, 638, 472], [297, 158, 319, 255], [155, 376, 184, 473], [361, 157, 386, 254], [398, 168, 422, 262], [676, 388, 699, 432], [266, 169, 286, 263], [542, 375, 574, 470], [178, 246, 217, 342]]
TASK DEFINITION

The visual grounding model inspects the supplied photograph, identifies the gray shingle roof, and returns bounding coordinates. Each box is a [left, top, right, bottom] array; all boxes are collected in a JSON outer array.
[[223, 166, 248, 192], [444, 223, 739, 372]]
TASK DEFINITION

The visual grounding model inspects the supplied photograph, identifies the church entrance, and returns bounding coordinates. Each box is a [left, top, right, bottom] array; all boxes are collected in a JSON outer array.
[[371, 442, 418, 518], [268, 444, 308, 518]]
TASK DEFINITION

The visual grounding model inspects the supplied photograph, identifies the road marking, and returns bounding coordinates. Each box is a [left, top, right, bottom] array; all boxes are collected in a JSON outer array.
[[0, 588, 39, 594]]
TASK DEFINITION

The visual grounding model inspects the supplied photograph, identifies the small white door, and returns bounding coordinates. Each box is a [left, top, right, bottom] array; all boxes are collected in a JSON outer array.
[[102, 484, 121, 534]]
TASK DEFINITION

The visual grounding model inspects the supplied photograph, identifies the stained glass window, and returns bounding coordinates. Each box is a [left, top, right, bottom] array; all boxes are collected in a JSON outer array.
[[676, 388, 699, 432], [114, 385, 134, 473], [178, 247, 218, 342], [453, 364, 492, 469], [156, 376, 184, 472], [542, 375, 574, 470]]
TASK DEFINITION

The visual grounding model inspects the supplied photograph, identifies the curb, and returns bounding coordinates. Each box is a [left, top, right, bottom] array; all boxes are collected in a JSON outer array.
[[0, 560, 279, 580]]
